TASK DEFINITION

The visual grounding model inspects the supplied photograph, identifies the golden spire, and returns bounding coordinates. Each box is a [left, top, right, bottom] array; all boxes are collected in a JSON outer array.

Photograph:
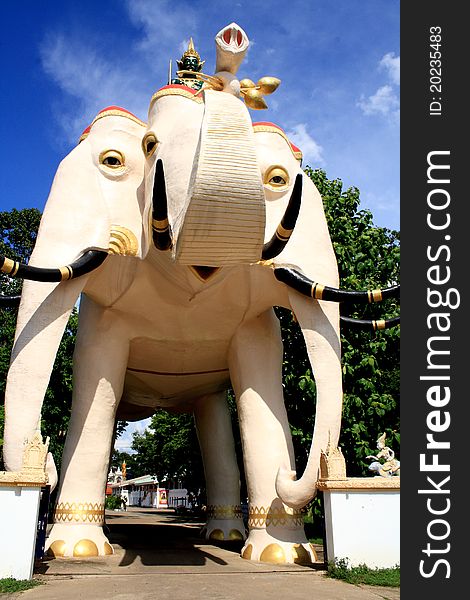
[[182, 38, 201, 62]]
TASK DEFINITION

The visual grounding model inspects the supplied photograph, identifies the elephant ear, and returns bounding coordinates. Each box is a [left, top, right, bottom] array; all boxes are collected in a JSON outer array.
[[30, 139, 108, 268], [254, 123, 339, 287], [30, 107, 147, 268]]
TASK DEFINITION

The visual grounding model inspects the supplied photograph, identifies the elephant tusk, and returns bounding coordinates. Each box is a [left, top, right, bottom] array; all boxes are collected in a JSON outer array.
[[261, 174, 302, 260], [152, 159, 173, 251], [274, 267, 400, 303], [0, 294, 21, 308], [340, 315, 400, 330], [0, 249, 108, 283]]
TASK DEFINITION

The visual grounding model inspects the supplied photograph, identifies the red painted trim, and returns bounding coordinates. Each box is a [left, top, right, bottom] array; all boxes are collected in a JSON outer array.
[[156, 84, 199, 95], [252, 121, 302, 157], [97, 105, 140, 118]]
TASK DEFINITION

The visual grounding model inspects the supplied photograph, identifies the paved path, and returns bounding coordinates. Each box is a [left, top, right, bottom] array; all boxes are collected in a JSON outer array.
[[14, 508, 399, 599]]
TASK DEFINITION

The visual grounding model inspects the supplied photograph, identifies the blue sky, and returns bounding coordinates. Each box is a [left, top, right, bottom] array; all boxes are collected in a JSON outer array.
[[1, 0, 399, 452]]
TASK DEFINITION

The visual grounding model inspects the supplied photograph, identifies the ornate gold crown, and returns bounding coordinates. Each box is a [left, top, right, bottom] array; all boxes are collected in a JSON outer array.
[[181, 38, 201, 62]]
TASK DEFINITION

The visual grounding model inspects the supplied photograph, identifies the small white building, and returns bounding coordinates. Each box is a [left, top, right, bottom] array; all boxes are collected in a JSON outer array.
[[111, 475, 169, 508]]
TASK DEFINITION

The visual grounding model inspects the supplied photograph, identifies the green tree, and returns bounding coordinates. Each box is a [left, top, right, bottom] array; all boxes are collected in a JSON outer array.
[[110, 450, 145, 480], [131, 410, 205, 494]]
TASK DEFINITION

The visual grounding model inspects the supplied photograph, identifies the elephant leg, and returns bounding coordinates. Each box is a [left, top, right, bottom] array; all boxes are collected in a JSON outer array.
[[193, 392, 246, 542], [228, 309, 316, 565], [46, 296, 129, 558]]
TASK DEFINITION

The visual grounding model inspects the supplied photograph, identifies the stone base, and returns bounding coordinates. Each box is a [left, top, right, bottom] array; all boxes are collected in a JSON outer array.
[[318, 477, 400, 568], [0, 485, 42, 580]]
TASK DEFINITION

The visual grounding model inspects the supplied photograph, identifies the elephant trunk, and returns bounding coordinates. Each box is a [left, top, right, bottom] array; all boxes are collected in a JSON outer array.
[[174, 90, 266, 266], [274, 294, 343, 509], [214, 23, 249, 76]]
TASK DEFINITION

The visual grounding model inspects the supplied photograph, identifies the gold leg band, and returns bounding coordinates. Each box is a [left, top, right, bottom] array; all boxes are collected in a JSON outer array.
[[248, 506, 304, 528], [206, 504, 243, 520], [152, 218, 169, 231], [53, 502, 105, 525], [275, 224, 293, 241]]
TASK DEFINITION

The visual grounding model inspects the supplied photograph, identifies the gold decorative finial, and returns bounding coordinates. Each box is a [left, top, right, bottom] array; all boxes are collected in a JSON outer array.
[[239, 76, 281, 110], [182, 38, 201, 62], [320, 438, 347, 481]]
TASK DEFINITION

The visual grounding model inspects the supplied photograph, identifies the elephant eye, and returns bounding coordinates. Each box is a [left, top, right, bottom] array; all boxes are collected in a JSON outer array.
[[142, 132, 159, 158], [99, 150, 125, 169], [264, 166, 290, 189]]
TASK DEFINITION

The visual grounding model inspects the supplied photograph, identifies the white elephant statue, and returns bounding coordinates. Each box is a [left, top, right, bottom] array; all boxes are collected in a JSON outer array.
[[1, 23, 399, 564]]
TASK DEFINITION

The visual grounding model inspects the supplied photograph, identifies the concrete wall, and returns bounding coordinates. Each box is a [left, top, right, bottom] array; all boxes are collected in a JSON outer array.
[[0, 486, 41, 580], [323, 489, 400, 568]]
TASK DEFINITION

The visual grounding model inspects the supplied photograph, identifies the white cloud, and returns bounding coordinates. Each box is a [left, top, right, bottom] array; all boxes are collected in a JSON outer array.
[[40, 34, 151, 143], [114, 418, 152, 453], [38, 0, 199, 144], [357, 52, 400, 123], [357, 85, 399, 121], [379, 52, 400, 85], [285, 123, 325, 166], [126, 0, 197, 56]]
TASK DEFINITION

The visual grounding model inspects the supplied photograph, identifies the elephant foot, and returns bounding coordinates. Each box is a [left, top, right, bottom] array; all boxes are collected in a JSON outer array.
[[241, 529, 317, 565], [45, 524, 114, 558], [201, 504, 246, 541]]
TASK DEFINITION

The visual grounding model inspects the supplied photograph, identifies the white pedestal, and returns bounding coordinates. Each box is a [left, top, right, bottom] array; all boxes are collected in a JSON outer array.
[[0, 485, 41, 580], [318, 477, 400, 569]]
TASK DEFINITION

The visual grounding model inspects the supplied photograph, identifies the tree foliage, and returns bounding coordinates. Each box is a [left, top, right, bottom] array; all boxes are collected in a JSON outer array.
[[131, 410, 205, 494]]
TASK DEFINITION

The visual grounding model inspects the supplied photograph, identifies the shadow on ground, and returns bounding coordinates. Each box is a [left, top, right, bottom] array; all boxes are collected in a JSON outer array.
[[108, 522, 243, 567], [35, 509, 325, 575]]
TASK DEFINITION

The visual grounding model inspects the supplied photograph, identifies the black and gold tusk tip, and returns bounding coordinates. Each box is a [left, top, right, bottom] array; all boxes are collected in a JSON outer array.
[[261, 174, 302, 260], [274, 267, 400, 304], [340, 315, 400, 330], [0, 250, 108, 283], [152, 159, 173, 251]]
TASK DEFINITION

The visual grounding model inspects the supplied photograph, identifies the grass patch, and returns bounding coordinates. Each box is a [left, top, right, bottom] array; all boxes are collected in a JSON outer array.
[[308, 536, 324, 545], [327, 558, 400, 587], [0, 578, 42, 593]]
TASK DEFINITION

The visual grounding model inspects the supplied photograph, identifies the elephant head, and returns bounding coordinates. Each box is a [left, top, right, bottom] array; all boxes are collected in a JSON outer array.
[[145, 86, 267, 267], [145, 23, 294, 270], [2, 106, 146, 474]]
